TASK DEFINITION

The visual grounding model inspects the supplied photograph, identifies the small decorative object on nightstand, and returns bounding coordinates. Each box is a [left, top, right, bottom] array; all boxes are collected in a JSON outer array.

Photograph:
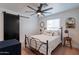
[[64, 30, 72, 48], [40, 29, 42, 34]]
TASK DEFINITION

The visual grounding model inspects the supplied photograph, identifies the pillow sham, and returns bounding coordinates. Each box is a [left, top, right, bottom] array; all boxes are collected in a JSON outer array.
[[43, 30, 54, 36]]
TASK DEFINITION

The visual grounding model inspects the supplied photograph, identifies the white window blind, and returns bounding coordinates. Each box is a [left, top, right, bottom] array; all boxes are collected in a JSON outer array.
[[47, 19, 60, 30]]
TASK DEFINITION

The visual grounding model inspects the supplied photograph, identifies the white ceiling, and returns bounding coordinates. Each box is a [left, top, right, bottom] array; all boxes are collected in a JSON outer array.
[[0, 3, 79, 16]]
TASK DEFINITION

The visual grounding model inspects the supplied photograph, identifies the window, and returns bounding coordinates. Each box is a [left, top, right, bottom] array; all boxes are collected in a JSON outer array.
[[47, 18, 60, 30]]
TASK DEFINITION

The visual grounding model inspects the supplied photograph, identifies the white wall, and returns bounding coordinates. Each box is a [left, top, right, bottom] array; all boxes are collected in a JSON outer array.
[[0, 8, 40, 48], [40, 8, 79, 48], [0, 12, 3, 41], [20, 16, 40, 47]]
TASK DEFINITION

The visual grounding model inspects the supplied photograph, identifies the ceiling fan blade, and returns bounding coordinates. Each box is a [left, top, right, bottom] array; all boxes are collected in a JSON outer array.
[[43, 3, 48, 6], [42, 8, 53, 12], [39, 4, 43, 10], [27, 6, 36, 11]]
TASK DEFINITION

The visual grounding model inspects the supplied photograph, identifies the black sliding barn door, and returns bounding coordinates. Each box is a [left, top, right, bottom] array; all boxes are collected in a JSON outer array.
[[4, 12, 19, 41]]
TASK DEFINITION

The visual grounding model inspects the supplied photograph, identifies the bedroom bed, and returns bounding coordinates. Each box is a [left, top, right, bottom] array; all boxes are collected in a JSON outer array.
[[25, 29, 62, 55]]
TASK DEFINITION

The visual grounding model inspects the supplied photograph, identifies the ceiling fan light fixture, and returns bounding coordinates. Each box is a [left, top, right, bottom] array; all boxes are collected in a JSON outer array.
[[37, 12, 41, 15]]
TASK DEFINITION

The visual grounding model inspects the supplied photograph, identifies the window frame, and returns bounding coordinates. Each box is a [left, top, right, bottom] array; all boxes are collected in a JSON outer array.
[[47, 18, 60, 31]]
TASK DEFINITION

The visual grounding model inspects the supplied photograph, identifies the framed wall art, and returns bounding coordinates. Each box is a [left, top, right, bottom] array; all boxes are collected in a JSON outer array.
[[66, 17, 76, 28], [40, 21, 45, 28]]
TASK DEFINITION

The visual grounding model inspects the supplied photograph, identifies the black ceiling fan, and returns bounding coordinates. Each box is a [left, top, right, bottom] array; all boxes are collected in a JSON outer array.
[[26, 3, 53, 16]]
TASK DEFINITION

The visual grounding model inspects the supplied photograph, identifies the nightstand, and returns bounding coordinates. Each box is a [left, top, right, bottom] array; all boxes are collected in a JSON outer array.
[[64, 37, 72, 48]]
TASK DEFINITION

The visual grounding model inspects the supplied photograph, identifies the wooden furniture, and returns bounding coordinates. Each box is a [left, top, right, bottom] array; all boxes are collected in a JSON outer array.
[[64, 37, 72, 48]]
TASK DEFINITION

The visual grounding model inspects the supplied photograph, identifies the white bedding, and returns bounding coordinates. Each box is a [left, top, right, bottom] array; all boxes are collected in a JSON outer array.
[[29, 34, 61, 55]]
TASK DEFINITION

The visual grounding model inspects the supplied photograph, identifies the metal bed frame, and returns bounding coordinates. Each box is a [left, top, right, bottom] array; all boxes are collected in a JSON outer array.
[[25, 27, 62, 55], [25, 35, 48, 55]]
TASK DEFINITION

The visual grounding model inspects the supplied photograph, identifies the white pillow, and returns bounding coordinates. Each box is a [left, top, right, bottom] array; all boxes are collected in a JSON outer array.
[[43, 30, 50, 35], [43, 30, 54, 36]]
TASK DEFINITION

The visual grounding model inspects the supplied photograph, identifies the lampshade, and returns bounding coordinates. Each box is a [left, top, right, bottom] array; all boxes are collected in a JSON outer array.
[[64, 30, 69, 33]]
